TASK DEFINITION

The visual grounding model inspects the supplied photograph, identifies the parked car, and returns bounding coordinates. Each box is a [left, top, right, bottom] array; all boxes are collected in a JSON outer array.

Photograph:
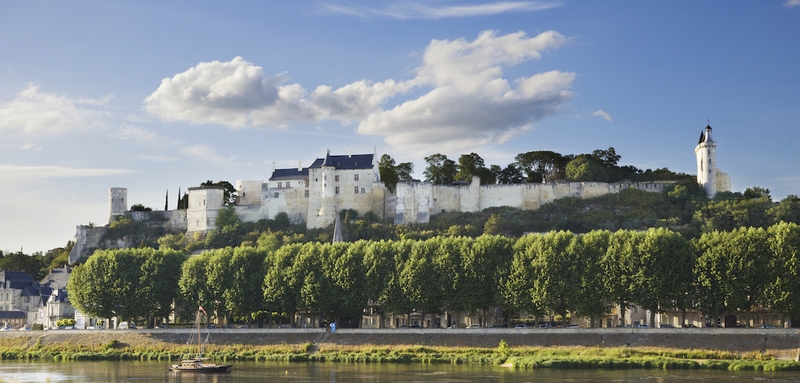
[[514, 324, 528, 329], [447, 325, 460, 329], [539, 323, 554, 328], [659, 324, 675, 328], [565, 324, 579, 328], [466, 324, 482, 329], [760, 324, 776, 329], [682, 324, 699, 328], [118, 321, 136, 329], [636, 324, 650, 328], [18, 325, 31, 331]]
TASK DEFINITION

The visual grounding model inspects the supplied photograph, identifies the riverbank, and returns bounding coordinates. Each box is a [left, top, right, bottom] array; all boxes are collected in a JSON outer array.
[[1, 328, 799, 371]]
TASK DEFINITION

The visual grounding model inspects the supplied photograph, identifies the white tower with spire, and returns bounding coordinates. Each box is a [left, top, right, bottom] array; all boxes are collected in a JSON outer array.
[[695, 124, 718, 198]]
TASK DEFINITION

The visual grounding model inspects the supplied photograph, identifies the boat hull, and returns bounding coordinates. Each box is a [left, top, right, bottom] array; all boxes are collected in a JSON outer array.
[[169, 364, 233, 373]]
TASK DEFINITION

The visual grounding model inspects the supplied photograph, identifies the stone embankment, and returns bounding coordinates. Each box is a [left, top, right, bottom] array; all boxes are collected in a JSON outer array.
[[2, 328, 799, 355]]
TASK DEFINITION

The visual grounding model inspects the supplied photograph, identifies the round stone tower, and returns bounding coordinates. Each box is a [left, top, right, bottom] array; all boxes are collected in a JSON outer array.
[[694, 125, 717, 198], [108, 187, 128, 224]]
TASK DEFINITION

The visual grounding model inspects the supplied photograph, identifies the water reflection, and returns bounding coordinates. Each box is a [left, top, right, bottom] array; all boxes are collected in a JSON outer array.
[[2, 361, 800, 383]]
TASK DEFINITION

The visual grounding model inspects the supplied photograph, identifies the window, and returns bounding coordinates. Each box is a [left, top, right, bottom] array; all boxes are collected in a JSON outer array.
[[335, 186, 340, 195], [354, 186, 359, 194], [354, 174, 359, 181], [277, 182, 282, 188], [304, 190, 309, 198], [335, 175, 340, 182], [361, 187, 366, 194], [273, 192, 279, 198], [305, 180, 309, 187]]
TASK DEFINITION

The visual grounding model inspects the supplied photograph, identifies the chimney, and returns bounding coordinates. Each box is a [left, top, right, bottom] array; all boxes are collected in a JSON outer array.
[[348, 149, 352, 158], [298, 161, 302, 171], [272, 162, 276, 172]]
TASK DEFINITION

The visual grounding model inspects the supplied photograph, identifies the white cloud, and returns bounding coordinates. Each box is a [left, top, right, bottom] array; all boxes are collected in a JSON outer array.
[[785, 0, 800, 7], [358, 30, 573, 153], [20, 143, 40, 150], [593, 109, 612, 122], [146, 30, 574, 154], [0, 84, 107, 136], [0, 164, 133, 181], [111, 124, 159, 141], [320, 1, 562, 20], [180, 144, 240, 165]]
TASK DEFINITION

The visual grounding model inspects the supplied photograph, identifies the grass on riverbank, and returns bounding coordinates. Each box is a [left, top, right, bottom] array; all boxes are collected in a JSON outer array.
[[1, 338, 798, 371]]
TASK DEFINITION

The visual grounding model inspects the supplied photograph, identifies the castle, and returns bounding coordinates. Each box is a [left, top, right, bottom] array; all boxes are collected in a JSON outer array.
[[68, 126, 730, 263]]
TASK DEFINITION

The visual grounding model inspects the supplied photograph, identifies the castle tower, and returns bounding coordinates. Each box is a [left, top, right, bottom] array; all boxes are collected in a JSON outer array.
[[315, 150, 338, 228], [187, 186, 225, 232], [695, 125, 717, 198], [108, 187, 128, 224]]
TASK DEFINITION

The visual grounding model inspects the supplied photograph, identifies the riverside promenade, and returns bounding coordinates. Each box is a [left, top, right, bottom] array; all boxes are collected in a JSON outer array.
[[2, 328, 800, 358]]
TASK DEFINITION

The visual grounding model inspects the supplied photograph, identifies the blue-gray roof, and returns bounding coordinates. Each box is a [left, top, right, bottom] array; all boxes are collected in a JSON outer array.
[[308, 153, 374, 170], [269, 168, 309, 181]]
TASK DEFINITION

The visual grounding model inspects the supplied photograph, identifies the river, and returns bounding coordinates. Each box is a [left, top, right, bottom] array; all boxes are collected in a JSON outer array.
[[2, 361, 800, 383]]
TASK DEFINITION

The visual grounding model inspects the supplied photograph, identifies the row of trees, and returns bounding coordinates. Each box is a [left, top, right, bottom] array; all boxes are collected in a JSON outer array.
[[377, 148, 691, 188], [68, 222, 800, 328], [0, 242, 72, 280]]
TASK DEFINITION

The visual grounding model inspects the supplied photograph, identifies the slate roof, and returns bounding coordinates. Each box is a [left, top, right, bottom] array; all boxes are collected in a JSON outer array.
[[0, 270, 36, 289], [269, 168, 309, 181], [308, 153, 374, 170], [40, 266, 71, 289], [0, 311, 26, 319]]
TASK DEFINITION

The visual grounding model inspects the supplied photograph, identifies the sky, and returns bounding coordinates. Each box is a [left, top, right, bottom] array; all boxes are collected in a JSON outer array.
[[1, 1, 799, 253]]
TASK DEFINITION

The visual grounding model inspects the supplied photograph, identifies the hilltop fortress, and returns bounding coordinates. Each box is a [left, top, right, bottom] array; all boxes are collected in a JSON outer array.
[[69, 126, 730, 263]]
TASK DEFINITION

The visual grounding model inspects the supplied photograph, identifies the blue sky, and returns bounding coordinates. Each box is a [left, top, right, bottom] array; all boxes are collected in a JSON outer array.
[[1, 1, 798, 253]]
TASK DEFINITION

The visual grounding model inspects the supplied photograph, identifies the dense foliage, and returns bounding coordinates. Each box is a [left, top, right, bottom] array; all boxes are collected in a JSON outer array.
[[64, 221, 800, 329]]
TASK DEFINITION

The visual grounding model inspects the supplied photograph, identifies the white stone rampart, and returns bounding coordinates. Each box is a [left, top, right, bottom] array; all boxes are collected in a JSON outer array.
[[187, 187, 225, 232], [236, 180, 263, 205], [396, 180, 676, 225]]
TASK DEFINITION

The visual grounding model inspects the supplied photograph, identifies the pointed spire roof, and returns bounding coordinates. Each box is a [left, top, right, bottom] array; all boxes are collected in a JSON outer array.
[[332, 213, 343, 243]]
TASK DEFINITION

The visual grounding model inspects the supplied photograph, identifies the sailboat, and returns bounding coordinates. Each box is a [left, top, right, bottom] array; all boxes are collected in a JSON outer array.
[[169, 307, 233, 373]]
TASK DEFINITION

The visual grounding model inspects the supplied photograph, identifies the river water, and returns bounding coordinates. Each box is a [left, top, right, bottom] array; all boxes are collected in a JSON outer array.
[[1, 361, 800, 383]]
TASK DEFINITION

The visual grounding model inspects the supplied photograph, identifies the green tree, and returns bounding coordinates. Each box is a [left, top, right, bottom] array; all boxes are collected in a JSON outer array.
[[695, 227, 771, 327], [179, 255, 213, 320], [529, 231, 583, 326], [455, 153, 495, 184], [504, 235, 544, 325], [225, 247, 268, 324], [601, 230, 638, 327], [628, 228, 693, 327], [514, 151, 570, 183], [423, 153, 457, 185], [139, 248, 186, 325], [765, 222, 800, 326], [263, 243, 304, 326], [378, 154, 415, 192], [575, 230, 612, 326], [768, 195, 800, 224], [566, 154, 608, 182]]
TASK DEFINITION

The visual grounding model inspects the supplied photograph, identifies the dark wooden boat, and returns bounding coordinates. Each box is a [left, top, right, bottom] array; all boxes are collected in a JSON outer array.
[[169, 308, 232, 373]]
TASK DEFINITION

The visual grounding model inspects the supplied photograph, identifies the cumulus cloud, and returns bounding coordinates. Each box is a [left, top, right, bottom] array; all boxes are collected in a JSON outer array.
[[593, 109, 612, 122], [0, 164, 132, 180], [358, 30, 573, 153], [0, 84, 107, 136], [785, 0, 800, 7], [146, 30, 574, 154], [319, 1, 562, 19]]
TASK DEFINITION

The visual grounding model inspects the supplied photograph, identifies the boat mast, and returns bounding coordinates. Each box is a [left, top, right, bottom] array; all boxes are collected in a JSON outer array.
[[197, 309, 202, 359]]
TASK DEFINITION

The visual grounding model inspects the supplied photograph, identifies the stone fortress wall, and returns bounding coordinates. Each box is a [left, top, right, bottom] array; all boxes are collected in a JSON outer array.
[[394, 177, 676, 225]]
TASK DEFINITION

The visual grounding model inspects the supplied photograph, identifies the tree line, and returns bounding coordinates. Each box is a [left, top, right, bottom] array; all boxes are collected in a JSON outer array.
[[68, 222, 800, 328], [379, 147, 692, 191]]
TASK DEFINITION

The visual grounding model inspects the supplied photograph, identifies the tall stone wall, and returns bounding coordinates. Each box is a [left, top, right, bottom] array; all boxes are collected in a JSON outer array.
[[396, 180, 676, 225]]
